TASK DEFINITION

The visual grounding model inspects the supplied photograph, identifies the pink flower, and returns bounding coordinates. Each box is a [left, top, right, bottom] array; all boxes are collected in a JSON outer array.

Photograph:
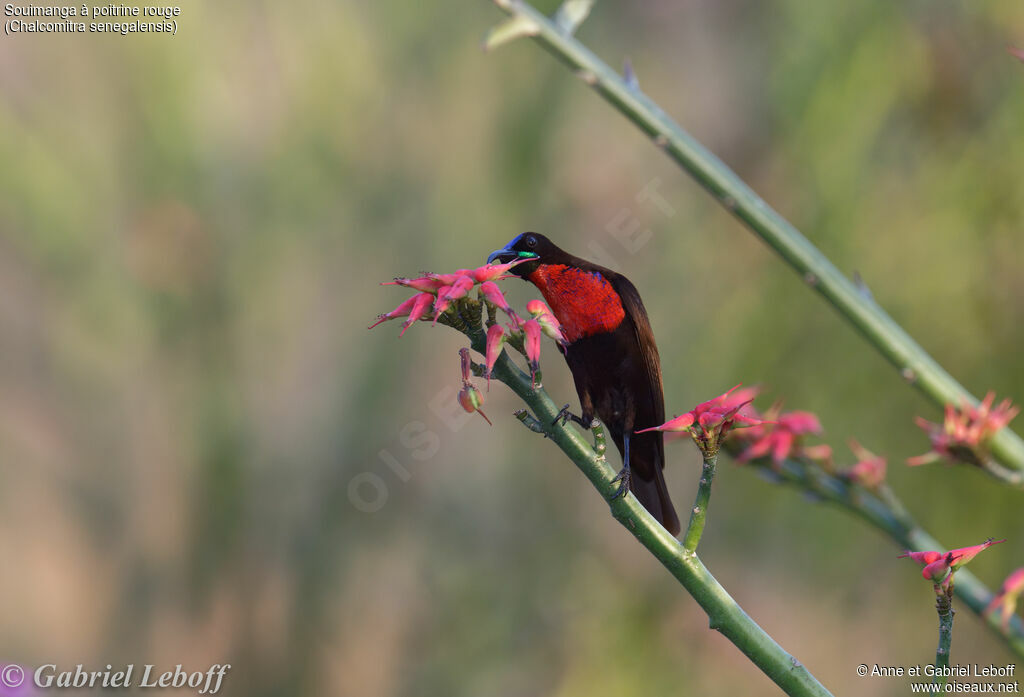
[[922, 555, 954, 587], [525, 299, 549, 317], [841, 439, 887, 490], [897, 550, 943, 566], [526, 299, 567, 347], [433, 275, 476, 324], [523, 319, 542, 388], [457, 348, 491, 425], [1010, 47, 1024, 64], [367, 293, 435, 335], [637, 385, 764, 455], [735, 406, 824, 465], [984, 568, 1024, 630], [400, 293, 435, 336], [424, 269, 476, 286], [381, 276, 447, 294], [947, 538, 1006, 570], [484, 324, 505, 390], [900, 538, 1006, 591], [368, 294, 422, 329], [479, 281, 520, 328], [472, 259, 525, 283], [908, 392, 1019, 467], [458, 384, 492, 425]]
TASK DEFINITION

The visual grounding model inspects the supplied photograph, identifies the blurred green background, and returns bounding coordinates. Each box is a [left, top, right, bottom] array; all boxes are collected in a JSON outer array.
[[2, 1, 1024, 695]]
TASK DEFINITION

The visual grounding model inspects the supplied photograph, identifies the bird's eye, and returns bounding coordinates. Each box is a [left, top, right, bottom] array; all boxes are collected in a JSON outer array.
[[525, 235, 537, 248]]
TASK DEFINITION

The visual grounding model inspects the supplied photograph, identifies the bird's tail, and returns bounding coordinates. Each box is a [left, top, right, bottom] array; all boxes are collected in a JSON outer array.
[[631, 466, 681, 536]]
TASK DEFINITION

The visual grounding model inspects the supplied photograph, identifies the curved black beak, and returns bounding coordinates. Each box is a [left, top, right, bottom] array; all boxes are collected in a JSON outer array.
[[487, 246, 515, 265], [487, 246, 538, 265]]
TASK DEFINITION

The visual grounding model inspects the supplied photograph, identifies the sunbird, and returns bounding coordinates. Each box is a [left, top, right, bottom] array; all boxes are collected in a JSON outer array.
[[488, 233, 680, 535]]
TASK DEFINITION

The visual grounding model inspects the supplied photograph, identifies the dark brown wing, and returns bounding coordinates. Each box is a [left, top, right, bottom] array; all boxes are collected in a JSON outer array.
[[608, 273, 679, 535], [607, 273, 665, 428]]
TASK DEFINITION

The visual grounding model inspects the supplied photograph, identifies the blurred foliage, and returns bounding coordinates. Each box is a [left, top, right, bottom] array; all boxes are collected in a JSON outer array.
[[1, 2, 1024, 696]]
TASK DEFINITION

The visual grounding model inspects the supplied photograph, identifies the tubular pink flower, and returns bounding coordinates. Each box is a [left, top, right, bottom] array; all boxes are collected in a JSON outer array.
[[902, 539, 1005, 592], [947, 538, 1005, 570], [897, 550, 943, 566], [922, 555, 954, 586], [524, 300, 568, 347], [909, 393, 1019, 468], [523, 319, 542, 388], [637, 385, 764, 454], [399, 293, 435, 337], [734, 403, 825, 465], [381, 276, 447, 294], [525, 299, 550, 317], [433, 275, 475, 324], [368, 294, 421, 329], [479, 281, 519, 328], [641, 412, 696, 433], [472, 259, 525, 283], [457, 348, 492, 425], [424, 269, 475, 286], [485, 324, 505, 390], [841, 439, 887, 490]]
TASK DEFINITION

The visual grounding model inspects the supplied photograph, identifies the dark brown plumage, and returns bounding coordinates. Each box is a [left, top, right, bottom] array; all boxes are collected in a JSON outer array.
[[488, 233, 680, 535]]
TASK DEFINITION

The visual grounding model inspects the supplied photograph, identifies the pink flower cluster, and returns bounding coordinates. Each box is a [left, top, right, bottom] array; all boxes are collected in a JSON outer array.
[[908, 392, 1019, 467], [733, 405, 832, 466], [374, 262, 569, 418], [638, 385, 765, 455], [899, 538, 1006, 592], [369, 261, 525, 336], [483, 299, 564, 389]]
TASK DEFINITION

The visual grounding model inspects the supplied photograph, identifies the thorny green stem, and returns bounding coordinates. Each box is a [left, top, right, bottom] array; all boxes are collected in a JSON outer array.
[[727, 444, 1024, 658], [590, 420, 607, 458], [465, 326, 832, 697], [514, 408, 546, 433], [934, 591, 955, 689], [683, 450, 717, 552], [488, 0, 1024, 479]]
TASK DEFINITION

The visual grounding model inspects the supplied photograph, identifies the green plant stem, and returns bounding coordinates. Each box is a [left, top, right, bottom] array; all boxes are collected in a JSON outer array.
[[683, 450, 717, 552], [933, 591, 954, 690], [730, 447, 1024, 658], [488, 0, 1024, 476], [468, 331, 832, 697]]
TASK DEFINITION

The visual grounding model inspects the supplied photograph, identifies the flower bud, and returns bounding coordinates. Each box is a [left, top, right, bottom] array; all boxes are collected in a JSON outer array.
[[485, 324, 505, 390], [457, 384, 492, 426]]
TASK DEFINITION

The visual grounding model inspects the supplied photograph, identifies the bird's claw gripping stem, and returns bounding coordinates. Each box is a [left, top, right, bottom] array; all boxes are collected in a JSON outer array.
[[610, 464, 631, 500], [553, 404, 591, 428]]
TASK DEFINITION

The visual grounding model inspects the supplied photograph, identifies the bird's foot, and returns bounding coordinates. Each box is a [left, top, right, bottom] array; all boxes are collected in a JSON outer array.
[[610, 465, 631, 500], [553, 404, 591, 428]]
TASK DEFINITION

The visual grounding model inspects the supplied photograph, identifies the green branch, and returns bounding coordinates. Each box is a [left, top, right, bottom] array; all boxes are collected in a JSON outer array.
[[466, 329, 832, 697], [487, 0, 1024, 475], [933, 592, 954, 690], [729, 446, 1024, 658], [683, 451, 717, 552]]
